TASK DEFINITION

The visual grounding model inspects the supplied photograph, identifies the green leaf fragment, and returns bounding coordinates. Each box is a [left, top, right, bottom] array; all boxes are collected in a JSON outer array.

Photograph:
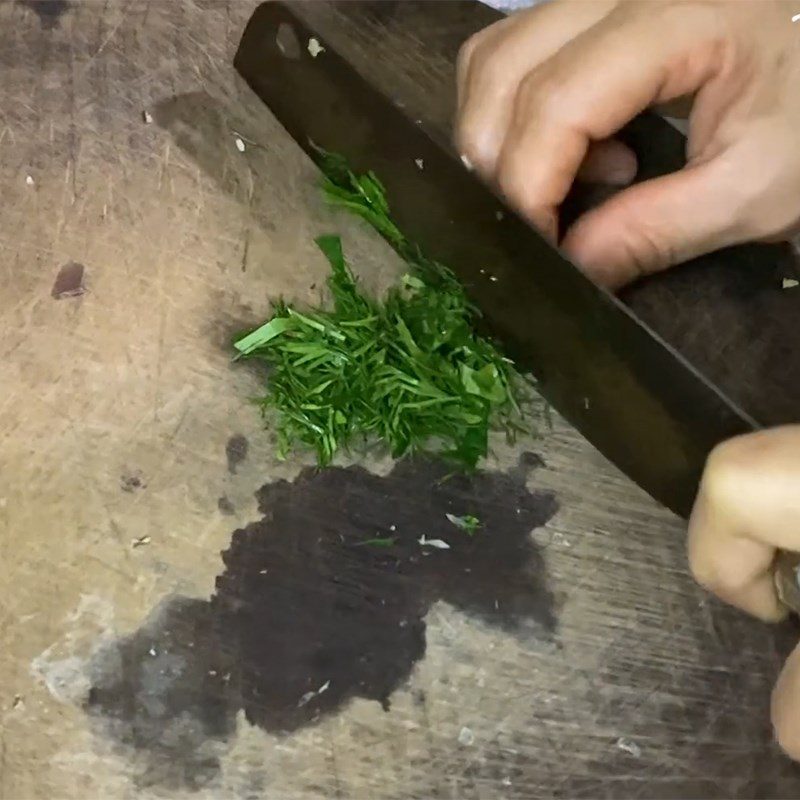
[[353, 537, 396, 548], [446, 513, 481, 535], [234, 316, 294, 354], [315, 233, 346, 270], [402, 274, 425, 290]]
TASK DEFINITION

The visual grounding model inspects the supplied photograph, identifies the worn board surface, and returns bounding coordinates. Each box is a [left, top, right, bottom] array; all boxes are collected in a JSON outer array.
[[0, 1, 799, 798]]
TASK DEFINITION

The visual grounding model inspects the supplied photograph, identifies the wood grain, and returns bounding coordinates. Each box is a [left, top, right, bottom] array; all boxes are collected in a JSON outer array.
[[0, 1, 797, 797]]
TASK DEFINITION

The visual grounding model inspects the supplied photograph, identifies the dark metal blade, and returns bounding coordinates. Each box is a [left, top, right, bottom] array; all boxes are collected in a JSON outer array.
[[234, 1, 758, 517]]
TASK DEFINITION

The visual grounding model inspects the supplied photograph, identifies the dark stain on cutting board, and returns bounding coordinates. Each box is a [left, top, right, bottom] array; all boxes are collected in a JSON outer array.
[[225, 433, 249, 474], [84, 455, 557, 789], [86, 598, 237, 792], [19, 0, 70, 29], [51, 261, 85, 299]]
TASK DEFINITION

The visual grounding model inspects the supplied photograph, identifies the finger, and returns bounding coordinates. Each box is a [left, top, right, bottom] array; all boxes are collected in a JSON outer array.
[[496, 4, 724, 236], [773, 639, 800, 761], [456, 16, 508, 114], [575, 139, 637, 185], [687, 426, 800, 623], [562, 150, 742, 288], [456, 0, 612, 173]]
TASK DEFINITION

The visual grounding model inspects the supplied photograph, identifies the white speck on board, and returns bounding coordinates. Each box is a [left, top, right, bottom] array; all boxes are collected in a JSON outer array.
[[458, 726, 475, 746], [783, 277, 799, 289], [418, 534, 450, 550], [616, 737, 641, 758], [25, 175, 34, 186], [235, 137, 246, 153], [460, 153, 474, 171], [552, 531, 571, 548], [298, 679, 330, 707], [415, 158, 424, 170], [308, 37, 325, 57], [792, 12, 800, 21], [298, 691, 315, 707], [143, 110, 153, 124], [131, 535, 151, 549]]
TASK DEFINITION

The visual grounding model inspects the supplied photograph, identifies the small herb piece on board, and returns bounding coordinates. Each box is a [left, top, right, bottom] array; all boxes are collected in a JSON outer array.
[[418, 534, 450, 550], [354, 537, 396, 548], [234, 155, 533, 468], [445, 513, 481, 535]]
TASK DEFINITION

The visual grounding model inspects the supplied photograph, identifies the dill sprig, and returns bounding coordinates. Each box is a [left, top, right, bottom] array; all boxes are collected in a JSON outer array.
[[234, 156, 533, 468]]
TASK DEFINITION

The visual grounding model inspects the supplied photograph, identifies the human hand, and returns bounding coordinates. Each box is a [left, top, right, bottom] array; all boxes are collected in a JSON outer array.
[[456, 0, 800, 289], [688, 426, 800, 760]]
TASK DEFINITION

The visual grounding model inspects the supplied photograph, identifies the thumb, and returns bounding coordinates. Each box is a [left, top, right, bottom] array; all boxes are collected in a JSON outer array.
[[562, 154, 743, 289]]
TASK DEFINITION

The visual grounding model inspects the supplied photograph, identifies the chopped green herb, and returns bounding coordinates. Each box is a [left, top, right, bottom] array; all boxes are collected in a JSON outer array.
[[234, 154, 535, 468], [234, 316, 296, 356], [353, 537, 396, 548], [445, 513, 481, 535]]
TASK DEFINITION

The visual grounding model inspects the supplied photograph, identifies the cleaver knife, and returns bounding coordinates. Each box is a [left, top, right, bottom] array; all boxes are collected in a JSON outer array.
[[233, 2, 796, 545]]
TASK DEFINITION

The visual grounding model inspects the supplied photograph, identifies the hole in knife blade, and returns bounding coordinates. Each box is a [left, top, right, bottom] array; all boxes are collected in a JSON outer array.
[[275, 22, 301, 60]]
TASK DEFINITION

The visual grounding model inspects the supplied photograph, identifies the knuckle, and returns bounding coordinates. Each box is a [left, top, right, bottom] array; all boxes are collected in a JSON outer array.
[[479, 50, 513, 93], [456, 33, 480, 76], [454, 114, 473, 151], [457, 11, 516, 79], [698, 435, 751, 510], [457, 28, 497, 83], [685, 538, 712, 589], [456, 122, 496, 176], [688, 549, 747, 599], [517, 69, 567, 123], [497, 156, 527, 211], [686, 438, 752, 591]]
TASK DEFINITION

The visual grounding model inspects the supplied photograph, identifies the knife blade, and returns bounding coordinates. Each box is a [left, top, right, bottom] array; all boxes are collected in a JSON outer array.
[[233, 1, 756, 520]]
